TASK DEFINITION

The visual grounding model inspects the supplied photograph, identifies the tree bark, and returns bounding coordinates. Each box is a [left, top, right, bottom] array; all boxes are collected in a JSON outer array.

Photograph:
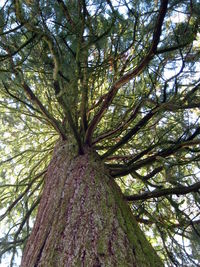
[[21, 140, 163, 267]]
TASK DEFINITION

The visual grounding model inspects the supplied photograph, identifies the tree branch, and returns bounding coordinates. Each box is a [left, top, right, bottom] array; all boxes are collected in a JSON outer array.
[[0, 33, 37, 61], [124, 181, 200, 201], [0, 170, 46, 221], [132, 166, 163, 182], [111, 138, 200, 177], [2, 81, 40, 113], [53, 82, 83, 154], [56, 0, 76, 29], [101, 108, 156, 159], [85, 0, 168, 145], [22, 82, 66, 139], [93, 102, 142, 145]]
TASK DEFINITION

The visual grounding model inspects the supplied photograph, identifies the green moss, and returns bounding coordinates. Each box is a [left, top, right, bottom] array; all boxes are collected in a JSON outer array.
[[74, 257, 82, 267], [88, 151, 163, 266], [97, 237, 107, 255], [110, 179, 164, 267]]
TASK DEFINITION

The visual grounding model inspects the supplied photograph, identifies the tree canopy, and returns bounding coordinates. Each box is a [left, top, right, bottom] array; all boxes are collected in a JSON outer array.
[[0, 0, 200, 266]]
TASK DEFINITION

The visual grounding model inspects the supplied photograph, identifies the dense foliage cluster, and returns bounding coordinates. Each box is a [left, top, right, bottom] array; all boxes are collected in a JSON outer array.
[[0, 0, 200, 266]]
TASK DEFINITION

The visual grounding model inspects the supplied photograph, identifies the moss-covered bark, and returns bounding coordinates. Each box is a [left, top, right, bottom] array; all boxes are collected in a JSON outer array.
[[21, 140, 163, 267]]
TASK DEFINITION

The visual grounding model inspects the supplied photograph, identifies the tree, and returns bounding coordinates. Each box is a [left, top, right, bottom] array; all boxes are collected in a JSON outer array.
[[0, 0, 200, 266]]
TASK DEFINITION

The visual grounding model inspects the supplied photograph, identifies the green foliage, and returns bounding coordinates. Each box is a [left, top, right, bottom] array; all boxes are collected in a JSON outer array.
[[0, 0, 200, 266]]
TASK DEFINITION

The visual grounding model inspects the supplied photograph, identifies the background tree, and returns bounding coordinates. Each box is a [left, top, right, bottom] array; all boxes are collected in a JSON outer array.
[[0, 0, 200, 266]]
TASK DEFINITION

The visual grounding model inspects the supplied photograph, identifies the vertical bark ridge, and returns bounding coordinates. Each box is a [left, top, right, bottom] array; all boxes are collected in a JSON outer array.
[[21, 141, 163, 267]]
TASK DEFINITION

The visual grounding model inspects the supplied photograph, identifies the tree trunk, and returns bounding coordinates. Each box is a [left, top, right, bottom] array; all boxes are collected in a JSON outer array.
[[21, 140, 163, 267]]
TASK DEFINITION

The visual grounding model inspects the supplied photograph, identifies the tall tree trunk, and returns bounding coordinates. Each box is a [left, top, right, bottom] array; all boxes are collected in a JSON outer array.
[[21, 140, 163, 267]]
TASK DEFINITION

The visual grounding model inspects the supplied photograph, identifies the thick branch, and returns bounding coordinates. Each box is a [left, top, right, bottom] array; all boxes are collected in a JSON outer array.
[[85, 0, 168, 145], [101, 108, 156, 159], [80, 51, 89, 134], [136, 217, 200, 227], [111, 139, 200, 177], [125, 181, 200, 201], [56, 0, 76, 29], [53, 82, 83, 154]]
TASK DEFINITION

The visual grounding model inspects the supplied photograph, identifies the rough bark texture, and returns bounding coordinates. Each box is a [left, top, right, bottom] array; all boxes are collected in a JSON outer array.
[[21, 140, 163, 267]]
